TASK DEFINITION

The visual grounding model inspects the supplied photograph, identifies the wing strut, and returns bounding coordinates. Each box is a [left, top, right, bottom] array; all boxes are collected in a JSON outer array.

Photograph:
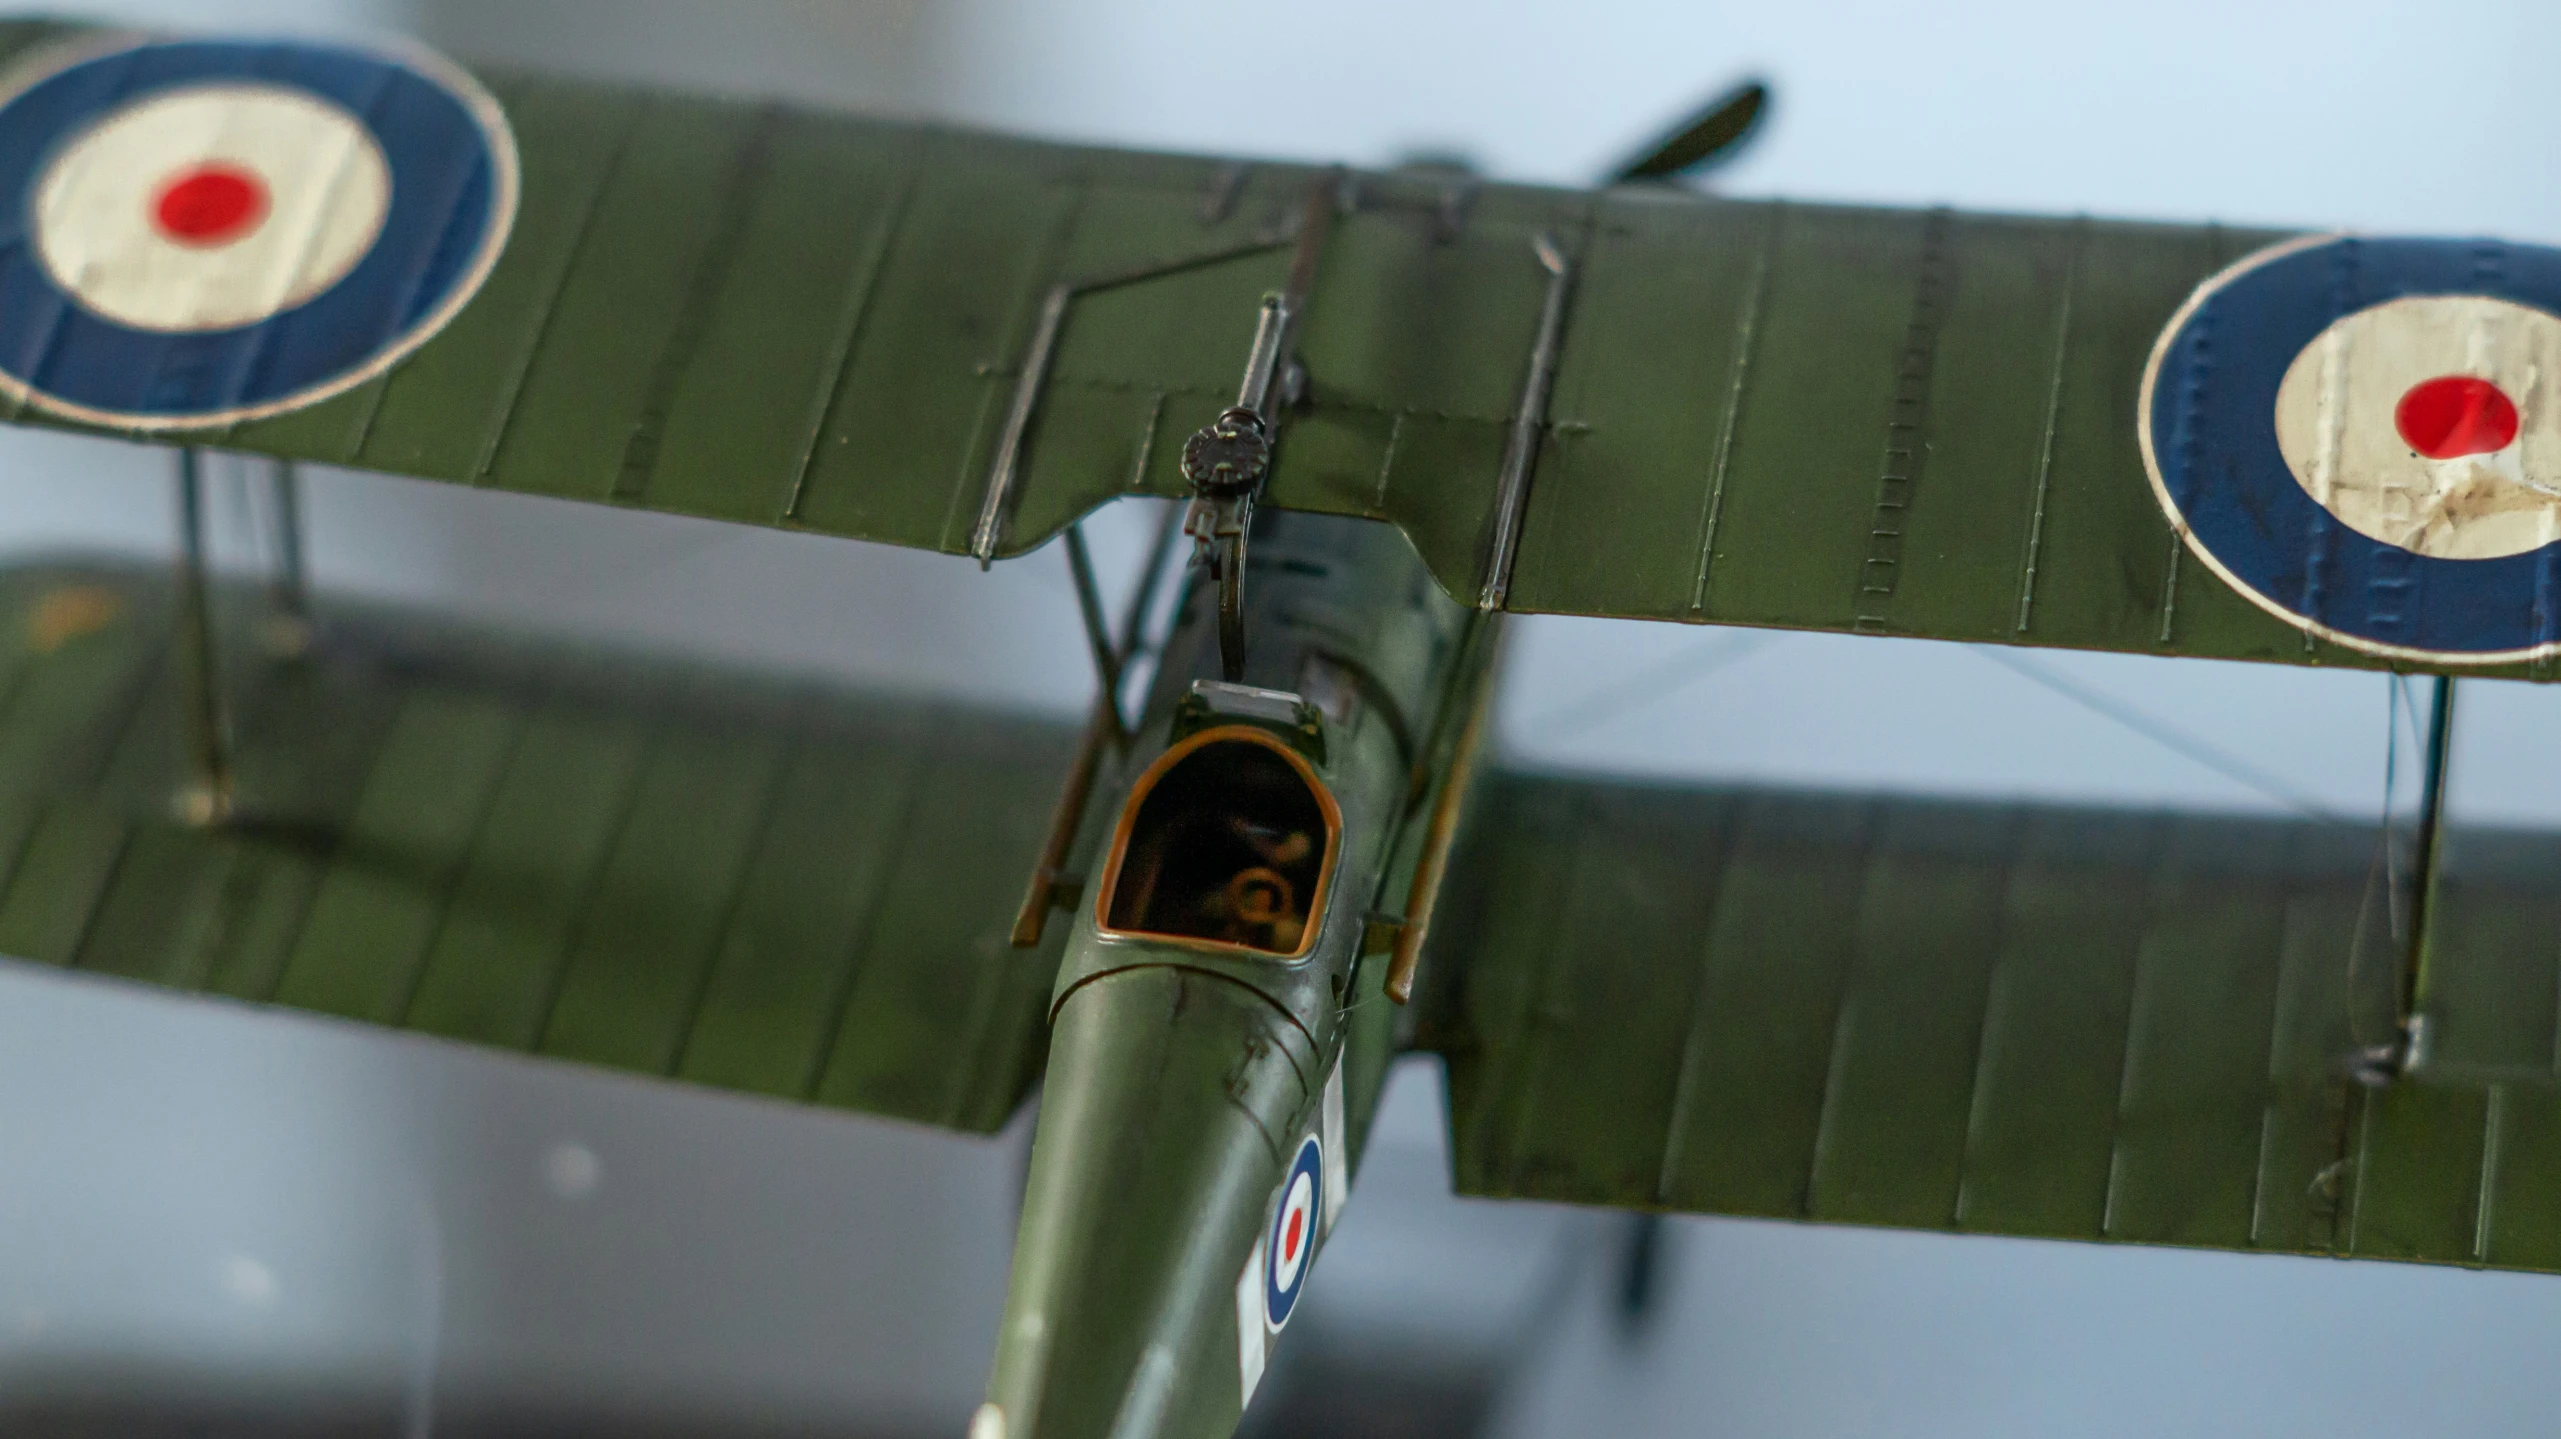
[[1478, 232, 1578, 611], [1385, 611, 1506, 1004], [173, 449, 232, 827], [1062, 524, 1126, 746], [2343, 674, 2460, 1083], [970, 230, 1300, 567], [2391, 674, 2459, 1076], [262, 459, 311, 653], [1011, 501, 1186, 949], [1179, 170, 1344, 680]]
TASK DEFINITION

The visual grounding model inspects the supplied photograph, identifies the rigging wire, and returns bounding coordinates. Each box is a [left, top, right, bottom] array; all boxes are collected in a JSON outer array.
[[2343, 674, 2458, 1074], [1524, 629, 1775, 746], [2345, 676, 2417, 1059], [1968, 644, 2343, 820]]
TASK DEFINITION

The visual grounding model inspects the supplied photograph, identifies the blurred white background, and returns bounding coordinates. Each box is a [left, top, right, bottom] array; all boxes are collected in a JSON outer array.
[[4, 1, 2561, 1435]]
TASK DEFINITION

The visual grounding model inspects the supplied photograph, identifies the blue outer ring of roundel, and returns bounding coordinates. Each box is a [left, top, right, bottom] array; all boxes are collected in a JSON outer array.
[[2146, 235, 2561, 662], [0, 38, 509, 427], [1262, 1136, 1322, 1331]]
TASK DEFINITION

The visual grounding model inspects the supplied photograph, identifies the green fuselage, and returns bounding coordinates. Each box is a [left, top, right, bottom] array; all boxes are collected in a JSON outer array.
[[981, 512, 1484, 1439]]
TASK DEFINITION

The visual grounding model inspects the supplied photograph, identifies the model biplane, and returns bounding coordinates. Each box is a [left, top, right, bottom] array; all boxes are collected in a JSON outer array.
[[3, 18, 2559, 1439]]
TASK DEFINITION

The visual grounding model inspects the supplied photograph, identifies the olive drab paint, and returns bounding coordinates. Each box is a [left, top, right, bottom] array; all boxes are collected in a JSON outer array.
[[16, 21, 2561, 1439], [13, 17, 2561, 681], [982, 512, 1480, 1439]]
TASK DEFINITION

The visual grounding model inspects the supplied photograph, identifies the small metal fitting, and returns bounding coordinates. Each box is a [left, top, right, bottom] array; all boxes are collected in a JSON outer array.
[[1181, 407, 1274, 499]]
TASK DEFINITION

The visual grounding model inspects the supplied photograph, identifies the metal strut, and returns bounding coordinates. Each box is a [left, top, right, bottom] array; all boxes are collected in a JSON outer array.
[[174, 450, 232, 827], [2391, 674, 2458, 1075], [971, 229, 1302, 567], [2347, 674, 2460, 1084], [1010, 501, 1188, 949], [1384, 611, 1505, 1005], [1063, 523, 1125, 745], [1478, 232, 1577, 611], [264, 458, 312, 654], [1181, 169, 1344, 681]]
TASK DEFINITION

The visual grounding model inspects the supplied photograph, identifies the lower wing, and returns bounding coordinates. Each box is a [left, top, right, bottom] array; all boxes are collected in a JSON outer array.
[[0, 559, 1075, 1134], [1415, 771, 2561, 1273]]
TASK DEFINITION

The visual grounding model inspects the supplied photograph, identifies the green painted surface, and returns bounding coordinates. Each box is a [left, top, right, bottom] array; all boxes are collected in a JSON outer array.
[[0, 25, 2466, 678], [0, 561, 1075, 1135], [1418, 771, 2561, 1274], [986, 512, 1479, 1439]]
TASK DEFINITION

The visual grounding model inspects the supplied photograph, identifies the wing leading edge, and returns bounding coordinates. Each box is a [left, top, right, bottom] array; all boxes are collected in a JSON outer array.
[[17, 25, 2523, 677], [1414, 771, 2561, 1273]]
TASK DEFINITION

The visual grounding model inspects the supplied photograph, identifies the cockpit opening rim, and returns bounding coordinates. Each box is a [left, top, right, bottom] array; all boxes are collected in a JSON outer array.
[[1090, 722, 1345, 964]]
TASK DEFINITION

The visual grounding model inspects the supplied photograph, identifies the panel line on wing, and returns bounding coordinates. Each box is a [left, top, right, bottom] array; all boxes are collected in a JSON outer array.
[[1688, 201, 1782, 616], [782, 150, 925, 524], [1948, 831, 2030, 1228], [2014, 218, 2086, 634], [613, 102, 790, 503], [1491, 784, 1592, 1194], [1853, 208, 1956, 633], [786, 715, 935, 1099], [1649, 797, 1747, 1205], [469, 96, 649, 483], [396, 669, 667, 1044], [657, 715, 814, 1076], [2475, 1082, 2506, 1261], [0, 804, 130, 967], [2234, 885, 2310, 1244], [937, 179, 1092, 554], [1799, 799, 1883, 1219]]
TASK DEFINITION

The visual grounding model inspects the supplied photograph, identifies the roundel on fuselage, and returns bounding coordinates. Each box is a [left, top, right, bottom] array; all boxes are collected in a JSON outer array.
[[1263, 1135, 1322, 1331]]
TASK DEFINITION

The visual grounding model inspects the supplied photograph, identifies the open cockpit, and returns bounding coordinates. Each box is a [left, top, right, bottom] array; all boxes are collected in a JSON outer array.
[[1095, 727, 1342, 959]]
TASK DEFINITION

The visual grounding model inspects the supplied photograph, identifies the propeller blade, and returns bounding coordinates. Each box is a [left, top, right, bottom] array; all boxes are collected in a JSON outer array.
[[1609, 78, 1770, 183]]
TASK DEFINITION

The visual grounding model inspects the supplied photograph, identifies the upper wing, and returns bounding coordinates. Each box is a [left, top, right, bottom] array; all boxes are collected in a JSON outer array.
[[1412, 770, 2561, 1273], [0, 558, 1075, 1134], [8, 25, 2547, 675], [15, 24, 2492, 676]]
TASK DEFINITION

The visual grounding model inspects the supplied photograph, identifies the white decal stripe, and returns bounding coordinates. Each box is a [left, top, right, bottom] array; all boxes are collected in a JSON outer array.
[[1235, 1231, 1268, 1405], [1320, 1060, 1347, 1237]]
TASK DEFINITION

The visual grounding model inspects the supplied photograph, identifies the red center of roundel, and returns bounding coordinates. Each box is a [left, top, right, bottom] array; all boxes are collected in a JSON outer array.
[[2396, 375, 2521, 460], [1283, 1211, 1303, 1263], [151, 165, 270, 248]]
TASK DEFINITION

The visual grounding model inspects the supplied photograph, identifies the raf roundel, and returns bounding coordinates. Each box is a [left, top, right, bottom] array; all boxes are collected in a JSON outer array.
[[1262, 1136, 1322, 1332], [0, 35, 519, 429], [2141, 235, 2561, 664]]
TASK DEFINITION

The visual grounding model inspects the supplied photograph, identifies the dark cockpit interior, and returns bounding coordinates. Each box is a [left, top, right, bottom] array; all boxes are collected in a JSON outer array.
[[1100, 731, 1337, 957]]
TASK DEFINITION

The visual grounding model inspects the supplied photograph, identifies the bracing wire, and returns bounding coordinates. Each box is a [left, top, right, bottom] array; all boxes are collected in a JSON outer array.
[[1525, 630, 1775, 746], [1532, 633, 2353, 824], [1970, 644, 2342, 820]]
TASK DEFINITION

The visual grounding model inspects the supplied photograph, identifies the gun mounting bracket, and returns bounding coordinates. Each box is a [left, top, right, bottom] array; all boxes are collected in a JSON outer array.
[[1179, 169, 1347, 682], [971, 226, 1305, 568]]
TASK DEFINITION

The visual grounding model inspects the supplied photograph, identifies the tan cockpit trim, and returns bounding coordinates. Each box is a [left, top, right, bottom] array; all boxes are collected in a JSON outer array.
[[1092, 724, 1343, 962]]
